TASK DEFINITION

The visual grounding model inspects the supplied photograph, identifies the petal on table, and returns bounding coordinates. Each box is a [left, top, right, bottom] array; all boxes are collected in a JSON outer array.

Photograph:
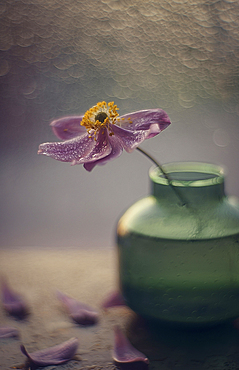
[[57, 291, 98, 325], [1, 278, 28, 318], [101, 291, 126, 309], [20, 337, 78, 366], [113, 326, 149, 364], [50, 115, 85, 140], [0, 326, 19, 338]]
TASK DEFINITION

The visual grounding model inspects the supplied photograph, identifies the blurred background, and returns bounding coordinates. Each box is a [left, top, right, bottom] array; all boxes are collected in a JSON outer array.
[[0, 0, 239, 249]]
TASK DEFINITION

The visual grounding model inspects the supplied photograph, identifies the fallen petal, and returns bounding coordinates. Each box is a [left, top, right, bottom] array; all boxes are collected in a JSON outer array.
[[20, 337, 78, 366], [113, 326, 149, 364], [57, 290, 98, 325], [101, 291, 126, 309], [1, 278, 28, 318], [0, 326, 19, 338]]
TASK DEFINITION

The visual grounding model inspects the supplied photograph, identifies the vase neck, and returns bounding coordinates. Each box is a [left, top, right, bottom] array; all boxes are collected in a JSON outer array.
[[149, 162, 225, 205]]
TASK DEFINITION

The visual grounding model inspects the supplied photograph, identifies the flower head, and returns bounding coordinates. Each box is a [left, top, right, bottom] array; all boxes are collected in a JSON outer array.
[[38, 101, 171, 171]]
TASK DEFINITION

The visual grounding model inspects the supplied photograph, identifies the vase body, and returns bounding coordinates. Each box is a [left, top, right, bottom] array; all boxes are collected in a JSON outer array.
[[116, 162, 239, 328]]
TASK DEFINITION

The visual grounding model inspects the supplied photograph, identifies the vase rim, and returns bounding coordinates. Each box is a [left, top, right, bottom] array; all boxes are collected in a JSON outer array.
[[149, 161, 225, 187]]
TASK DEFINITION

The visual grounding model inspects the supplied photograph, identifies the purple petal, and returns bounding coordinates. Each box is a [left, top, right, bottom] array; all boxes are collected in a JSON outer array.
[[50, 116, 85, 140], [20, 337, 78, 366], [74, 129, 112, 165], [38, 130, 112, 165], [38, 132, 95, 163], [113, 326, 149, 364], [111, 124, 152, 153], [118, 109, 171, 135], [101, 291, 126, 309], [57, 291, 98, 325], [1, 279, 28, 318], [83, 134, 123, 171], [0, 326, 19, 338]]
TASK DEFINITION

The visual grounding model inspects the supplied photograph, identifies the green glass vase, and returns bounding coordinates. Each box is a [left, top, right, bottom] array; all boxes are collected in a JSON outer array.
[[117, 162, 239, 328]]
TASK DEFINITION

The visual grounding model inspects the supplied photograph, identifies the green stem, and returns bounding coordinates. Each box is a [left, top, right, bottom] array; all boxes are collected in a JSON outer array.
[[136, 147, 187, 207]]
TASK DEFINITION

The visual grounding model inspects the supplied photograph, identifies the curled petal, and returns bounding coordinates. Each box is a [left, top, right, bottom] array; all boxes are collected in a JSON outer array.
[[57, 291, 98, 325], [111, 124, 152, 153], [113, 326, 149, 364], [72, 130, 112, 165], [101, 291, 126, 309], [50, 116, 85, 140], [118, 109, 171, 135], [0, 326, 19, 338], [38, 130, 112, 166], [20, 337, 78, 366], [1, 279, 28, 318], [83, 134, 123, 171]]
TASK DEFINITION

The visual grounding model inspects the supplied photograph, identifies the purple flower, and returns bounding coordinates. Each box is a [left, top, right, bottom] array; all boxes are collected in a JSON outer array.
[[38, 101, 171, 171], [20, 337, 78, 366]]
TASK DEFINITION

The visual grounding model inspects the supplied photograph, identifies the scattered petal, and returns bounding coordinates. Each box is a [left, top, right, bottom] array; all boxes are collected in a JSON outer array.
[[39, 101, 171, 171], [57, 290, 98, 325], [233, 318, 239, 329], [113, 326, 149, 365], [0, 326, 19, 338], [1, 278, 28, 318], [101, 291, 126, 309], [20, 337, 79, 366]]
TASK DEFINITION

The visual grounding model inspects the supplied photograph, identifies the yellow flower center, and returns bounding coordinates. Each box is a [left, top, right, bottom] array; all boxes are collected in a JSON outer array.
[[81, 101, 119, 137]]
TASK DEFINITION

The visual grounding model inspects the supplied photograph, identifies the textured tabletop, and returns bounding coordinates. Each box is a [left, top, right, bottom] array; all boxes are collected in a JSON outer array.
[[1, 246, 239, 370]]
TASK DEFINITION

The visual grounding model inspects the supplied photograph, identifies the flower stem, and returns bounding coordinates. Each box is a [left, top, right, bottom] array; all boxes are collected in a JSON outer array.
[[136, 147, 187, 206]]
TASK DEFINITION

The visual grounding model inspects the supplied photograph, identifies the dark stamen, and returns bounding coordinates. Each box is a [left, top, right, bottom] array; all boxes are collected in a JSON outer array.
[[95, 112, 108, 123]]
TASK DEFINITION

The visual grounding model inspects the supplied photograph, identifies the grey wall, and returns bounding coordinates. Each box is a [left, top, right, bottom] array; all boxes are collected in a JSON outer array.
[[1, 0, 239, 248]]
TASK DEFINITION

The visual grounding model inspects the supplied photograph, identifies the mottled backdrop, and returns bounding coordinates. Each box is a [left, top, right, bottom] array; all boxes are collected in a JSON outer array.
[[1, 0, 239, 248]]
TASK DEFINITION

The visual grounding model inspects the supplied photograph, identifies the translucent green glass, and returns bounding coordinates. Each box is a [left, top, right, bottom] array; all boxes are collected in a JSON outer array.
[[117, 162, 239, 328]]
